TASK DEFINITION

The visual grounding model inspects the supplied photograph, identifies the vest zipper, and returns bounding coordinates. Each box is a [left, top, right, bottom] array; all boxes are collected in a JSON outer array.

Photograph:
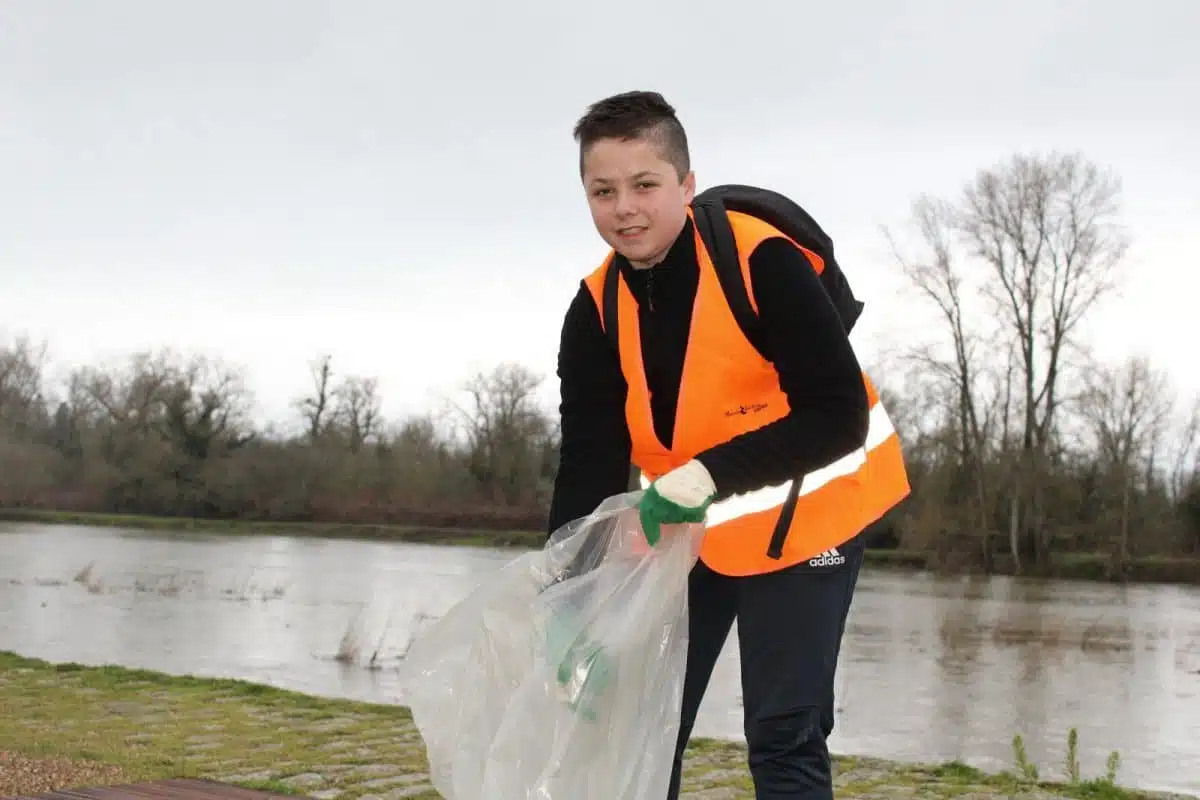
[[647, 268, 655, 311]]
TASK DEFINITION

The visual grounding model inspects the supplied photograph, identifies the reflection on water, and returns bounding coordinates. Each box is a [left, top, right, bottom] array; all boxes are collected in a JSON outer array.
[[1, 522, 1197, 795]]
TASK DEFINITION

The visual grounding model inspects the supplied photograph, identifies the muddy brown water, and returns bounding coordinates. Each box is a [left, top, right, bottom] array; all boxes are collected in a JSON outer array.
[[1, 522, 1197, 795]]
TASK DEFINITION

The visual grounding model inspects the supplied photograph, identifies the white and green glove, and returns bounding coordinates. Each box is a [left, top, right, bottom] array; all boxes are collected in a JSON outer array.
[[638, 459, 716, 546]]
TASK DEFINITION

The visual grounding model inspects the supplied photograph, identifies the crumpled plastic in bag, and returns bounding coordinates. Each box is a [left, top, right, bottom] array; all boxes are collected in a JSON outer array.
[[398, 490, 704, 800]]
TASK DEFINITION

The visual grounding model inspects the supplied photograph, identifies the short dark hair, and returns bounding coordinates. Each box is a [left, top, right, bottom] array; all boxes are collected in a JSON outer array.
[[573, 90, 690, 180]]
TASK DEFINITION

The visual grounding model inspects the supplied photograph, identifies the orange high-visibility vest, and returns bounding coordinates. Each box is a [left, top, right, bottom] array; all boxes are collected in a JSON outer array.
[[581, 207, 910, 577]]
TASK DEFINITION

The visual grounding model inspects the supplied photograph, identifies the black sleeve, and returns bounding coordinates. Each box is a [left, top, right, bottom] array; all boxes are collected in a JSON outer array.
[[545, 282, 633, 536], [694, 237, 870, 500]]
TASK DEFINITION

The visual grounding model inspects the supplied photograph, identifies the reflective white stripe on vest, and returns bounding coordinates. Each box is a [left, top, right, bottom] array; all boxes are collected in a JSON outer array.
[[640, 400, 897, 527]]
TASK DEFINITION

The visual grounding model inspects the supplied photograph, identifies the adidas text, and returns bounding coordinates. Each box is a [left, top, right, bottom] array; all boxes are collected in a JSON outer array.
[[808, 549, 846, 568]]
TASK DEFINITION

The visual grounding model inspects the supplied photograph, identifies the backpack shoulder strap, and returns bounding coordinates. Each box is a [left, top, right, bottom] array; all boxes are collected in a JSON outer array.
[[600, 256, 620, 352], [692, 198, 772, 362]]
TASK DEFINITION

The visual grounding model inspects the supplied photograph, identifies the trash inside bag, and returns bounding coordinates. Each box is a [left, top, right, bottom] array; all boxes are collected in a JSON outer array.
[[399, 490, 704, 800]]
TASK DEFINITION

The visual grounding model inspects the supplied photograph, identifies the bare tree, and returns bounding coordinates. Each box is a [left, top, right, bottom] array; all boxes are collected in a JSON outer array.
[[0, 336, 57, 504], [332, 375, 382, 453], [884, 196, 993, 559], [455, 363, 554, 505], [1170, 397, 1200, 554], [1077, 354, 1174, 565], [62, 350, 254, 514], [955, 151, 1129, 566], [391, 414, 447, 464], [1169, 396, 1200, 502], [294, 355, 334, 441], [73, 351, 176, 434], [0, 335, 50, 434], [159, 354, 256, 459], [993, 339, 1024, 566]]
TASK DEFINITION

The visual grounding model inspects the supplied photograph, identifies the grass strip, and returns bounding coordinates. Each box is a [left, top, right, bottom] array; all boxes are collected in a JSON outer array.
[[1, 651, 1191, 799]]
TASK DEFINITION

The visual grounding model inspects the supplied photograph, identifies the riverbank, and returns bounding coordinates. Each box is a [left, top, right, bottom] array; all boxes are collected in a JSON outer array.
[[1, 650, 1193, 800], [3, 507, 1199, 585]]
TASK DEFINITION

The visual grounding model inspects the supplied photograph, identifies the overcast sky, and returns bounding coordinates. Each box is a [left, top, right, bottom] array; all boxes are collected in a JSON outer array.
[[1, 0, 1197, 430]]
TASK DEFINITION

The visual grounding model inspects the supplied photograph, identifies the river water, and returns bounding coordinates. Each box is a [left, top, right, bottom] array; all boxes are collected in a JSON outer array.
[[1, 522, 1197, 795]]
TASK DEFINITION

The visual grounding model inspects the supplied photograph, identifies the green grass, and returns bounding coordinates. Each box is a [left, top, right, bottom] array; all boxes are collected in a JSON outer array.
[[0, 650, 1190, 799], [0, 650, 434, 797]]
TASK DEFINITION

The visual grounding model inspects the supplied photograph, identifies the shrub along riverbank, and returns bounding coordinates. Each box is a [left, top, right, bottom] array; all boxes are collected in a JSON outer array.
[[1, 650, 1193, 800], [4, 507, 1200, 585]]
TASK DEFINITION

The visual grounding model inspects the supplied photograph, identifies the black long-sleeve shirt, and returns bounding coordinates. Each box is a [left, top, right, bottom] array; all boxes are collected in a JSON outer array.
[[546, 217, 869, 536]]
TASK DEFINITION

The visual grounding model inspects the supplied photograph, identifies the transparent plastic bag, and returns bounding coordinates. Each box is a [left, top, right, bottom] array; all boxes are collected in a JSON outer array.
[[398, 490, 704, 800]]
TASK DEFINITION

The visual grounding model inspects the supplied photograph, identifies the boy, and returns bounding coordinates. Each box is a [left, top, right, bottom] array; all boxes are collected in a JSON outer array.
[[548, 90, 904, 799]]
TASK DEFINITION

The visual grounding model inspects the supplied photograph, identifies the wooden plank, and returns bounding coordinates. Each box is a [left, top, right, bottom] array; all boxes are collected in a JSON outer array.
[[3, 778, 299, 800]]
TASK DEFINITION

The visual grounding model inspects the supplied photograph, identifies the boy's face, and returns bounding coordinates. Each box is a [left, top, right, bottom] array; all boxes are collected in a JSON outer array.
[[581, 135, 695, 269]]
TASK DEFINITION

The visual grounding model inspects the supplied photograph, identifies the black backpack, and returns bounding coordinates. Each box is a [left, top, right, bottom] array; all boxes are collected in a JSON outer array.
[[691, 184, 865, 362], [599, 183, 865, 364]]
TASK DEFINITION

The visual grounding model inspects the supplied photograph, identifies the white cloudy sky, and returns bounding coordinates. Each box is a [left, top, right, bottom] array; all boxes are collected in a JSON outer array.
[[2, 0, 1197, 429]]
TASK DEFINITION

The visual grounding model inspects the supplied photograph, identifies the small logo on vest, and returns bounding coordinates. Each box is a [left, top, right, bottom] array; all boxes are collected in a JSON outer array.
[[808, 548, 846, 568], [725, 402, 767, 417]]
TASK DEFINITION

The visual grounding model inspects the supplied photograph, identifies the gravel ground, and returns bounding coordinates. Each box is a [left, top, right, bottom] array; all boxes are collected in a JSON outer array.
[[0, 751, 129, 797]]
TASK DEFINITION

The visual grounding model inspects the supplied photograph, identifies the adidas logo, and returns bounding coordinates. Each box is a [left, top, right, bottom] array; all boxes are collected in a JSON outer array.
[[808, 548, 846, 568]]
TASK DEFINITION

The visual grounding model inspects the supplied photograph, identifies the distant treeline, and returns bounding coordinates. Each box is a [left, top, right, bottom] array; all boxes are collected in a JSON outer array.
[[1, 150, 1196, 580]]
